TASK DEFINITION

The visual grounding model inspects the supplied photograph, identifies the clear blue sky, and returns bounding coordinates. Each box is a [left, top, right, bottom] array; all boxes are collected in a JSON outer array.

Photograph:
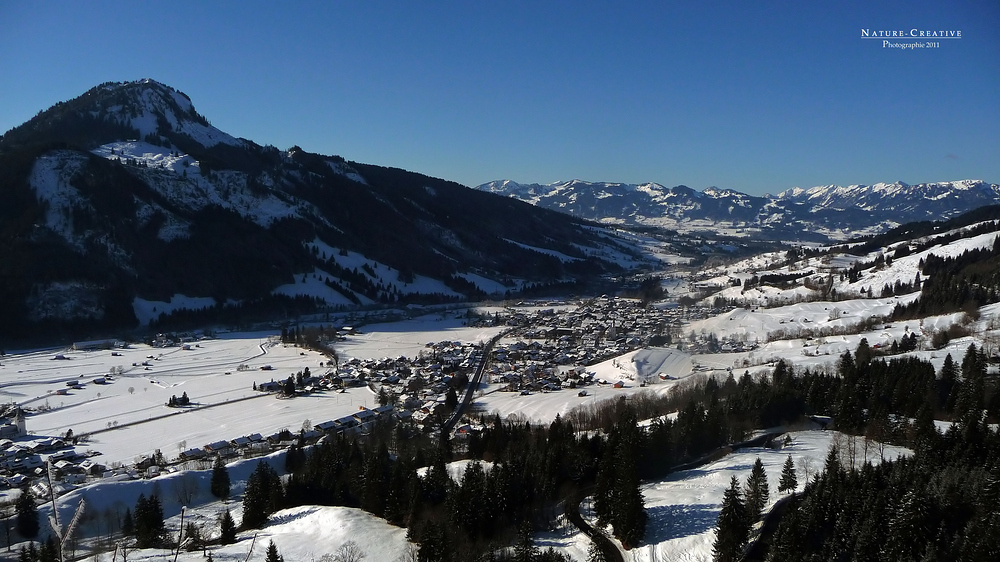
[[1, 1, 997, 195]]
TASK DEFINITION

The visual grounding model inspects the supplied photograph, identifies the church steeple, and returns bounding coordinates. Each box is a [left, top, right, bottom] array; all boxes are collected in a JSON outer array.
[[14, 408, 25, 437]]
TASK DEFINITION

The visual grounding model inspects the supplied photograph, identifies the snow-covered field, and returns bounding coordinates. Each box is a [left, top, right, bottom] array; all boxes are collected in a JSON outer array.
[[538, 430, 912, 561], [0, 334, 370, 467], [27, 450, 414, 562], [335, 314, 504, 361], [0, 314, 503, 469]]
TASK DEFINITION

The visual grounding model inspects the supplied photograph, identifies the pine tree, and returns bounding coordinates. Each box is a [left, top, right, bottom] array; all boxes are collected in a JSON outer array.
[[242, 461, 283, 528], [417, 520, 447, 562], [219, 509, 237, 545], [361, 446, 389, 518], [823, 444, 841, 479], [514, 520, 539, 562], [587, 540, 608, 562], [184, 521, 202, 551], [956, 343, 987, 430], [713, 476, 749, 562], [939, 353, 958, 412], [778, 454, 797, 494], [265, 539, 283, 562], [745, 457, 769, 523], [594, 408, 647, 547], [134, 493, 165, 547], [210, 455, 231, 501], [884, 490, 931, 560], [122, 507, 134, 536], [614, 449, 647, 549], [18, 542, 37, 562], [285, 443, 305, 474], [38, 537, 56, 562], [15, 490, 39, 539]]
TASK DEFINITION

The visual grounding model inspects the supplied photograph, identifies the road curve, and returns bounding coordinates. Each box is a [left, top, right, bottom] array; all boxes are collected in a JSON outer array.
[[564, 484, 625, 562]]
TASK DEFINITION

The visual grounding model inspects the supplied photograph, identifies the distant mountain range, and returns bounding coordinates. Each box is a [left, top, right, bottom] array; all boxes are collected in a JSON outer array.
[[476, 179, 1000, 239], [0, 80, 643, 339]]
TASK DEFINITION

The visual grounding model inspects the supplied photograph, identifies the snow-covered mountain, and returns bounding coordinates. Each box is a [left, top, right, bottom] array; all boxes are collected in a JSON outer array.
[[0, 80, 645, 338], [775, 179, 999, 214], [477, 179, 1000, 239]]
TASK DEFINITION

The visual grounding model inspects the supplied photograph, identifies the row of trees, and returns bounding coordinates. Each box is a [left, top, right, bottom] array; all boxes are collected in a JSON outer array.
[[228, 339, 993, 559], [713, 455, 799, 561], [893, 236, 1000, 320], [707, 340, 998, 561], [764, 421, 1000, 561], [14, 333, 983, 559]]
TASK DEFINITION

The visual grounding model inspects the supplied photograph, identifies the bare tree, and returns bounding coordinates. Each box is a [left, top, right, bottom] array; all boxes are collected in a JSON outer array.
[[321, 541, 367, 562], [393, 544, 419, 562], [173, 473, 199, 505], [102, 506, 119, 546], [844, 434, 859, 471], [799, 457, 815, 484]]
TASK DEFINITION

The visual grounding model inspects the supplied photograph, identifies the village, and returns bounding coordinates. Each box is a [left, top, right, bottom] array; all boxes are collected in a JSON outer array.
[[0, 296, 720, 503]]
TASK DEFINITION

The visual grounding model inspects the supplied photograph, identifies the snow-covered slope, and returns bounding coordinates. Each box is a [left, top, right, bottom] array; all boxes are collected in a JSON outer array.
[[478, 179, 1000, 239], [1, 79, 659, 334], [93, 78, 243, 148]]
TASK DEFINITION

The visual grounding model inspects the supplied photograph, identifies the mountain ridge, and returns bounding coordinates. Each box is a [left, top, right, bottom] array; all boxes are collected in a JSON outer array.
[[0, 80, 643, 340], [477, 178, 1000, 238]]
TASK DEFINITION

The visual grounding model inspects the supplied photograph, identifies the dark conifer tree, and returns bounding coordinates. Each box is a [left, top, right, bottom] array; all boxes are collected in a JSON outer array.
[[242, 461, 283, 528], [713, 476, 749, 562], [219, 509, 237, 545], [122, 507, 134, 536], [594, 407, 647, 548], [18, 542, 37, 562], [744, 457, 769, 523], [265, 539, 283, 562], [778, 454, 797, 494], [38, 538, 56, 562], [614, 449, 647, 549], [133, 493, 165, 547], [210, 455, 231, 501], [285, 443, 306, 474], [15, 490, 38, 540], [417, 520, 448, 562], [515, 519, 539, 562], [587, 540, 608, 562], [823, 444, 841, 479], [884, 490, 931, 561], [361, 446, 389, 517], [939, 353, 958, 412]]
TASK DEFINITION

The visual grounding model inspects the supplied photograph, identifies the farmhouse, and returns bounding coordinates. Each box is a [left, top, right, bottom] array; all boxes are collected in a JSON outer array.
[[257, 381, 282, 392], [353, 408, 377, 425], [204, 440, 233, 457], [179, 448, 207, 461], [312, 420, 337, 434]]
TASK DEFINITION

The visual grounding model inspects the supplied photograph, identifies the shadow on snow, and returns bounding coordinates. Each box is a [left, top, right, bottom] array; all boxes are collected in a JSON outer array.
[[644, 503, 719, 543]]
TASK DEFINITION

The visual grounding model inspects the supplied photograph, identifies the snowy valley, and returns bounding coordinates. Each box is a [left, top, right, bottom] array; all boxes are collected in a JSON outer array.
[[0, 206, 997, 561]]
